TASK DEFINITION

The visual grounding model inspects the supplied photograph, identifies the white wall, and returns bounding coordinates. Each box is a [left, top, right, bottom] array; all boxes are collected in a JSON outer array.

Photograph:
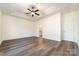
[[2, 13, 36, 40], [0, 9, 79, 46], [35, 10, 79, 44], [63, 10, 79, 45], [77, 10, 79, 46], [0, 10, 2, 44], [35, 13, 61, 41]]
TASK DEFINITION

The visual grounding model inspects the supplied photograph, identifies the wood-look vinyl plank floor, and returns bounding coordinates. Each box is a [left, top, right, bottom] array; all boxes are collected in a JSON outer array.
[[0, 37, 78, 56]]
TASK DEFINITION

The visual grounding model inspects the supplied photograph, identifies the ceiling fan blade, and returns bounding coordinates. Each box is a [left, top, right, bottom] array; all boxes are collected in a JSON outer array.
[[25, 12, 30, 14], [32, 14, 34, 17], [34, 9, 39, 12], [27, 8, 32, 12], [35, 13, 40, 16]]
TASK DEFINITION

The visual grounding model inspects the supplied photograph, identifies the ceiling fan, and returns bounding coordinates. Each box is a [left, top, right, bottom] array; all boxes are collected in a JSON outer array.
[[25, 6, 40, 17]]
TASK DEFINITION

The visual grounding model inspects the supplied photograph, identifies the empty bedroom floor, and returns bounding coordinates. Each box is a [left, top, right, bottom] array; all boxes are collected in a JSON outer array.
[[0, 37, 79, 56]]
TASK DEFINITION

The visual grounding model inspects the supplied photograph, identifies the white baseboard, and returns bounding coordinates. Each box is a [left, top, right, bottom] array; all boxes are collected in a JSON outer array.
[[0, 41, 2, 45]]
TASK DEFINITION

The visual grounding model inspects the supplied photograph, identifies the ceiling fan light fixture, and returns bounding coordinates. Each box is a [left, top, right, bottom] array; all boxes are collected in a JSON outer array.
[[25, 4, 40, 17], [31, 12, 35, 15]]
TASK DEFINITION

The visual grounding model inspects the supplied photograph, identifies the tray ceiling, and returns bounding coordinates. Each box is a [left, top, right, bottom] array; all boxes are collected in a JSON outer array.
[[0, 3, 79, 21]]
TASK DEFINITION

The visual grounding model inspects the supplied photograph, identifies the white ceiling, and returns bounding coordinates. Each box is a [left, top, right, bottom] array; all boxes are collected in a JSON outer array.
[[0, 3, 79, 21]]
